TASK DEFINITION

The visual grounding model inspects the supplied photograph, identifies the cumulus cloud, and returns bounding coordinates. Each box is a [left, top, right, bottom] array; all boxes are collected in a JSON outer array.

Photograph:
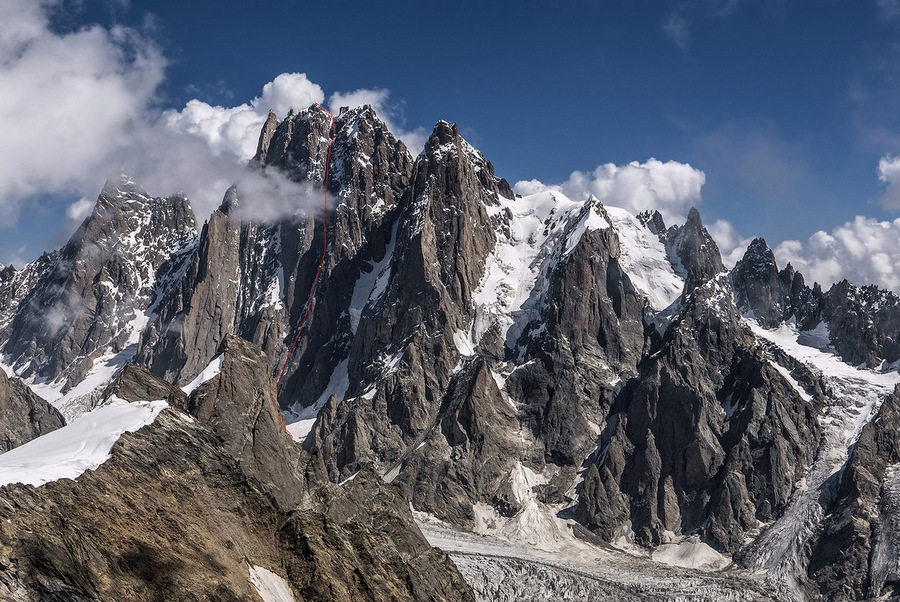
[[163, 72, 325, 160], [878, 154, 900, 208], [774, 216, 900, 292], [0, 1, 430, 255], [514, 159, 706, 226], [0, 0, 165, 222], [707, 219, 754, 268]]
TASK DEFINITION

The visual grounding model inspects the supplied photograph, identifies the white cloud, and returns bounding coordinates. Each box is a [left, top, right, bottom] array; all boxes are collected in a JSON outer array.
[[0, 0, 165, 222], [662, 10, 691, 49], [329, 88, 390, 114], [66, 196, 95, 222], [163, 73, 325, 160], [774, 216, 900, 291], [878, 154, 900, 208], [514, 159, 706, 227], [328, 88, 427, 153], [707, 219, 754, 268]]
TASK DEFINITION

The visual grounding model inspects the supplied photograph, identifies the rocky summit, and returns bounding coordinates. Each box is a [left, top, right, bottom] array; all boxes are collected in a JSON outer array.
[[2, 103, 900, 601]]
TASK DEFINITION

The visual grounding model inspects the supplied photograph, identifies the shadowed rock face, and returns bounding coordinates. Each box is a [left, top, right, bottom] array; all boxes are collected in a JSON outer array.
[[577, 276, 823, 552], [0, 368, 64, 452], [665, 206, 724, 296], [0, 337, 474, 602], [138, 104, 414, 405]]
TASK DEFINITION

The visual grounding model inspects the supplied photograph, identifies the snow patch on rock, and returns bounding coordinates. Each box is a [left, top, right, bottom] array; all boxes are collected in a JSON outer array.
[[248, 564, 295, 602], [180, 354, 224, 396]]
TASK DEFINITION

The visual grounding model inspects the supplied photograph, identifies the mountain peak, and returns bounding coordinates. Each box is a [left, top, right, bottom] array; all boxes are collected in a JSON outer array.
[[742, 237, 777, 269], [218, 185, 240, 215], [686, 205, 702, 224], [665, 206, 724, 295], [429, 120, 459, 146], [637, 209, 667, 234], [100, 172, 147, 199]]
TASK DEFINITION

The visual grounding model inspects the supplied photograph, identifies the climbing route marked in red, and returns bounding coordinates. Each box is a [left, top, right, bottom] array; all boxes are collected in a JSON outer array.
[[277, 102, 336, 387]]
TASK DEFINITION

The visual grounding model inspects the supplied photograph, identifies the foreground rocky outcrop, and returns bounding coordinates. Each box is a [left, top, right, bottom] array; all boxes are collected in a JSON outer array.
[[0, 336, 473, 601], [0, 369, 64, 453]]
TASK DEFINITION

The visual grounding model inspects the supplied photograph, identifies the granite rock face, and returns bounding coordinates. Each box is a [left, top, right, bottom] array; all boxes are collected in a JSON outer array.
[[806, 384, 900, 601], [0, 368, 64, 452], [307, 120, 519, 525], [665, 206, 725, 295], [0, 338, 473, 602], [576, 274, 822, 551], [138, 104, 414, 404], [1, 175, 197, 389], [137, 197, 288, 385]]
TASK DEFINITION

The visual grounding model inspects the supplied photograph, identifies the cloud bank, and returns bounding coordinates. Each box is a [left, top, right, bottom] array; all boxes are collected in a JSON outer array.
[[775, 216, 900, 292], [514, 159, 706, 227], [0, 0, 164, 222], [0, 1, 426, 251]]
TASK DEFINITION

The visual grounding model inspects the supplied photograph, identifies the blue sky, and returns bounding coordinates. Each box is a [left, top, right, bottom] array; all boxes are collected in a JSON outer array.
[[3, 0, 900, 290]]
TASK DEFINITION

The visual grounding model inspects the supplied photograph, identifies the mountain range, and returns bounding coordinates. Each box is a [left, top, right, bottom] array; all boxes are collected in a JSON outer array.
[[2, 103, 900, 601]]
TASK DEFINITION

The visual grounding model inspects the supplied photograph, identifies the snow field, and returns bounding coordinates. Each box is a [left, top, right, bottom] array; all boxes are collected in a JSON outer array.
[[0, 398, 168, 487]]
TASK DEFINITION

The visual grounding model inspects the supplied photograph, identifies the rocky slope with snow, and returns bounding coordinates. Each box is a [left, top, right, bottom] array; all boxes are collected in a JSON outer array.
[[0, 335, 472, 601], [2, 103, 900, 600]]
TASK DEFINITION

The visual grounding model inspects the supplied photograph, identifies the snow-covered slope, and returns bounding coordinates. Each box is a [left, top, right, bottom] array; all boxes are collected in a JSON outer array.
[[0, 398, 167, 487], [471, 191, 684, 350], [472, 191, 607, 348], [605, 205, 684, 311]]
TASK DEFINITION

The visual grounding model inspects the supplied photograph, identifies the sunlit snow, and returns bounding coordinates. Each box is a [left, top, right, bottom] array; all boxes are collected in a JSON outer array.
[[0, 398, 167, 487], [248, 564, 295, 602], [180, 354, 224, 396]]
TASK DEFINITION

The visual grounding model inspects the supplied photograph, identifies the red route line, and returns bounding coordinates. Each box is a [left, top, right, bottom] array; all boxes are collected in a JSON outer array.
[[276, 102, 336, 388]]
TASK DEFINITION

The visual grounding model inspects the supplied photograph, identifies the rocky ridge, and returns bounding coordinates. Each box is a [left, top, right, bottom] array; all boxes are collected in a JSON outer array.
[[0, 335, 473, 601]]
